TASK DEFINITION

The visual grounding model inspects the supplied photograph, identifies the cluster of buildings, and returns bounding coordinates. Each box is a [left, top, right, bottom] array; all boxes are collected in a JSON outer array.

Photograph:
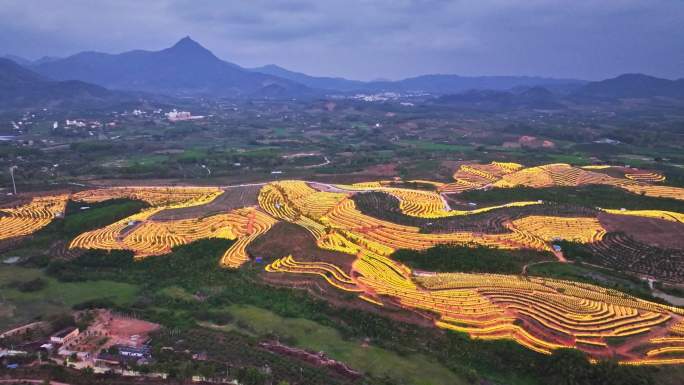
[[165, 109, 205, 122], [0, 311, 158, 373]]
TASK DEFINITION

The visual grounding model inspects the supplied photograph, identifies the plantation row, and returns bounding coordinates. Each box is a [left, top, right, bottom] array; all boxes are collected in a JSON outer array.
[[266, 247, 684, 363], [265, 255, 362, 292], [0, 194, 68, 241], [65, 187, 280, 269], [493, 163, 684, 201], [433, 162, 684, 201], [439, 161, 524, 193], [72, 186, 223, 206]]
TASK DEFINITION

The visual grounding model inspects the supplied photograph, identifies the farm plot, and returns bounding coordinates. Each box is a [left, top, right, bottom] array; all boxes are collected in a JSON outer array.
[[151, 184, 262, 220], [6, 168, 684, 364], [0, 194, 68, 241], [257, 179, 684, 364], [68, 186, 276, 268]]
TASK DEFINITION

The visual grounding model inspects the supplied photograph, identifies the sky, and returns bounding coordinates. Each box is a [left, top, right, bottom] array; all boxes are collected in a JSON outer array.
[[1, 0, 683, 81]]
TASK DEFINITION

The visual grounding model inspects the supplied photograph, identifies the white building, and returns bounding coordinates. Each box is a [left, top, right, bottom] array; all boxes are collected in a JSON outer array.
[[50, 327, 79, 345], [166, 109, 204, 122]]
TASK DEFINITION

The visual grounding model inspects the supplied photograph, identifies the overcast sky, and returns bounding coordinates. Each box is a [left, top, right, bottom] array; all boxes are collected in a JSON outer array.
[[1, 0, 682, 81]]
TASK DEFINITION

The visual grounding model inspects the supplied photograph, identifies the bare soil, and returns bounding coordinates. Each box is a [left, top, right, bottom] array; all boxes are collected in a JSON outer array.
[[598, 212, 684, 249], [247, 222, 355, 270], [151, 185, 262, 220]]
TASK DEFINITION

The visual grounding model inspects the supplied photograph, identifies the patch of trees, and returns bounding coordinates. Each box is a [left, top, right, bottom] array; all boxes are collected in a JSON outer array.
[[60, 199, 148, 236], [392, 243, 551, 274]]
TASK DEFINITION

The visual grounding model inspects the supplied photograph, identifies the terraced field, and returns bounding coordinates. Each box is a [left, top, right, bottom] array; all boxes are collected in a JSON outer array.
[[0, 194, 68, 241], [3, 162, 684, 365]]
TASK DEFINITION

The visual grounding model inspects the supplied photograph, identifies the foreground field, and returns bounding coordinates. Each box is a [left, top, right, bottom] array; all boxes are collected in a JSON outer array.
[[205, 304, 467, 385], [2, 162, 684, 366]]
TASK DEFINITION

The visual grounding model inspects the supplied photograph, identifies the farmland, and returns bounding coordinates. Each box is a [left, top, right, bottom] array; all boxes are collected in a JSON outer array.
[[2, 160, 684, 376]]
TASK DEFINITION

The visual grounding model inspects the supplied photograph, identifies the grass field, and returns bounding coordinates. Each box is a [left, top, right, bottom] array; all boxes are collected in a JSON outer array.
[[210, 304, 467, 385], [0, 266, 138, 330]]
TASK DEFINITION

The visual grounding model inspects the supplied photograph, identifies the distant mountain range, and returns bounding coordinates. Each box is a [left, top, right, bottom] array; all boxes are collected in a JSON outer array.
[[0, 58, 140, 110], [30, 37, 309, 98], [3, 37, 684, 107], [249, 64, 587, 94]]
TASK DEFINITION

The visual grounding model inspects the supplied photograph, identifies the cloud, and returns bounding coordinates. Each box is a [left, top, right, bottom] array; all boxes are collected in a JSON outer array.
[[0, 0, 682, 80]]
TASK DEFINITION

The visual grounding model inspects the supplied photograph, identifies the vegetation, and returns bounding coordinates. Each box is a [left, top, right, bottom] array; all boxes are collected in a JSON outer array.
[[460, 185, 684, 212], [392, 243, 552, 274], [0, 265, 138, 330], [0, 198, 147, 262], [36, 239, 665, 385], [60, 198, 148, 235]]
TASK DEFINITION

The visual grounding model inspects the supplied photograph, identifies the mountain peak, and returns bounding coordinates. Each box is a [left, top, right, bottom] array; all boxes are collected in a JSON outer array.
[[167, 36, 213, 56]]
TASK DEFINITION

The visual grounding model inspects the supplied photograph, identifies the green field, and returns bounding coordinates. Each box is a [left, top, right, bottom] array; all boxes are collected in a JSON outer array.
[[0, 266, 138, 329]]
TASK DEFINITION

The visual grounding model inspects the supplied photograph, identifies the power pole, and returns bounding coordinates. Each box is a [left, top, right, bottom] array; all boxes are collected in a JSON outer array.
[[9, 166, 17, 195]]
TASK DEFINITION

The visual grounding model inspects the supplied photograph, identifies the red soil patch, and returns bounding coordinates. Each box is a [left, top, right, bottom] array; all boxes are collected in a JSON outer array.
[[106, 316, 160, 347], [518, 135, 555, 149]]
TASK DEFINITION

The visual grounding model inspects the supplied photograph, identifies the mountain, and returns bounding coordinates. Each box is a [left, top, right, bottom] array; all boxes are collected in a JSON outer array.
[[369, 74, 586, 94], [33, 37, 584, 97], [0, 58, 137, 110], [33, 37, 312, 98], [573, 74, 684, 100], [250, 64, 367, 92]]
